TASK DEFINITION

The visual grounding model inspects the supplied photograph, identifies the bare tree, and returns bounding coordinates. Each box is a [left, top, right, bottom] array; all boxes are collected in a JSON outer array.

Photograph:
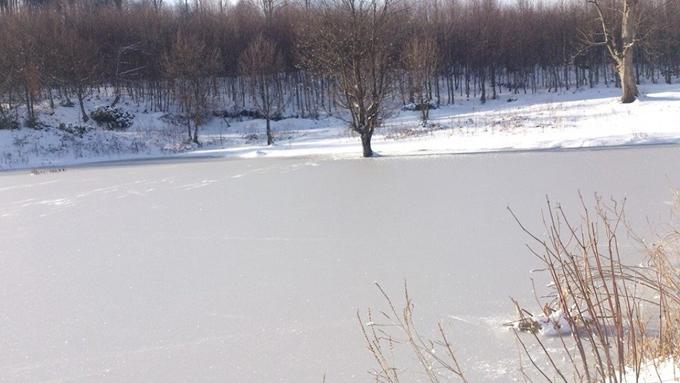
[[1, 0, 680, 129], [301, 0, 406, 157], [0, 34, 12, 124], [0, 0, 15, 13], [111, 42, 145, 108], [587, 0, 640, 103], [0, 12, 45, 125], [51, 17, 102, 123], [260, 0, 280, 24], [239, 34, 284, 146], [403, 34, 439, 125], [165, 28, 220, 144]]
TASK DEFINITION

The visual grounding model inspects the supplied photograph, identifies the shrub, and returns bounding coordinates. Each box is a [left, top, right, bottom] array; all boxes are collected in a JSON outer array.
[[0, 113, 19, 130], [90, 106, 134, 130], [243, 133, 259, 143], [56, 123, 92, 137], [401, 102, 438, 112], [59, 99, 75, 108], [358, 283, 468, 383], [215, 108, 284, 121], [24, 117, 46, 129], [509, 196, 680, 381]]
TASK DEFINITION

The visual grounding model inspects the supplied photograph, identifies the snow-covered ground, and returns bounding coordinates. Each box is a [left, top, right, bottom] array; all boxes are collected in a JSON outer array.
[[626, 359, 679, 383], [1, 83, 680, 170], [1, 146, 680, 382]]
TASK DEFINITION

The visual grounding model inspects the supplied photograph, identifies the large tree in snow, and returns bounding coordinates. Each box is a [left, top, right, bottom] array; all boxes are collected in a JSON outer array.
[[587, 0, 640, 103], [300, 0, 406, 157]]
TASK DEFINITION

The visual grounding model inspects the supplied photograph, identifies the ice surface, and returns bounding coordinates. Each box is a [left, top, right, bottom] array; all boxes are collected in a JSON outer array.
[[1, 146, 680, 382]]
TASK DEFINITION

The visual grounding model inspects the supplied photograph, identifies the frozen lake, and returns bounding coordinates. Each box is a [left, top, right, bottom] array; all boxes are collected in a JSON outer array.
[[1, 146, 679, 382]]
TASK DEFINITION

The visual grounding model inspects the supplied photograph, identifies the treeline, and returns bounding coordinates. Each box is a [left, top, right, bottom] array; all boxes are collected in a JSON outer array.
[[1, 0, 679, 141]]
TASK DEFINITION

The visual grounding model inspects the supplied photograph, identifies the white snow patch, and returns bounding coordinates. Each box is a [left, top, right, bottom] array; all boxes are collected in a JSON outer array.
[[523, 309, 573, 337], [1, 84, 680, 170], [623, 358, 680, 382]]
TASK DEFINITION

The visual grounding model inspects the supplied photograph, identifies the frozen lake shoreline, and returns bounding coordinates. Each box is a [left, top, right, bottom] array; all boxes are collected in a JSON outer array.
[[2, 83, 680, 171], [1, 145, 680, 382], [6, 139, 680, 174]]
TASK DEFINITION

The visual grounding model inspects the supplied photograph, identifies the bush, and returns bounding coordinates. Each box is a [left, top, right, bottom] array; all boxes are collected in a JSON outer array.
[[90, 106, 134, 130], [402, 102, 438, 112], [56, 123, 92, 137], [24, 117, 47, 129], [215, 108, 283, 121], [359, 283, 468, 383], [59, 99, 75, 108], [243, 133, 259, 143], [510, 196, 680, 381], [0, 113, 19, 130]]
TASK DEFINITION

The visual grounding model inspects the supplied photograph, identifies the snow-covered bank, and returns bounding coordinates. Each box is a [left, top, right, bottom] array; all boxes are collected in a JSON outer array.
[[2, 83, 680, 170]]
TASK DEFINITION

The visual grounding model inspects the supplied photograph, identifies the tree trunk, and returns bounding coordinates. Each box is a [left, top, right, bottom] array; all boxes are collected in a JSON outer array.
[[480, 69, 486, 104], [420, 101, 429, 126], [110, 93, 121, 108], [192, 120, 200, 144], [266, 117, 273, 145], [491, 66, 497, 100], [360, 129, 373, 158], [619, 0, 639, 103], [48, 88, 55, 111], [24, 84, 34, 124], [77, 89, 89, 123], [619, 57, 638, 104]]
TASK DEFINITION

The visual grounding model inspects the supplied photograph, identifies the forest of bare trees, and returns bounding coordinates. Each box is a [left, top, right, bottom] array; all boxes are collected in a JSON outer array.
[[1, 0, 680, 155]]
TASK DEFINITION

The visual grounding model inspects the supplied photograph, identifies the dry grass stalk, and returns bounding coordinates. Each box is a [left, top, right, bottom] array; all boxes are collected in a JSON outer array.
[[509, 194, 680, 382], [358, 282, 468, 383]]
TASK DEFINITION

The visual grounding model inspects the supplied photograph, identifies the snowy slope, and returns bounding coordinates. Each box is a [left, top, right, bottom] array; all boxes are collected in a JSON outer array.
[[1, 83, 680, 170]]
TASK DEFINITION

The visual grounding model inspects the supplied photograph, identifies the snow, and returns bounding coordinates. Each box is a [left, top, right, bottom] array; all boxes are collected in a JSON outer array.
[[2, 146, 680, 382], [525, 309, 573, 337], [516, 311, 680, 382], [625, 358, 680, 382], [2, 83, 680, 169]]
